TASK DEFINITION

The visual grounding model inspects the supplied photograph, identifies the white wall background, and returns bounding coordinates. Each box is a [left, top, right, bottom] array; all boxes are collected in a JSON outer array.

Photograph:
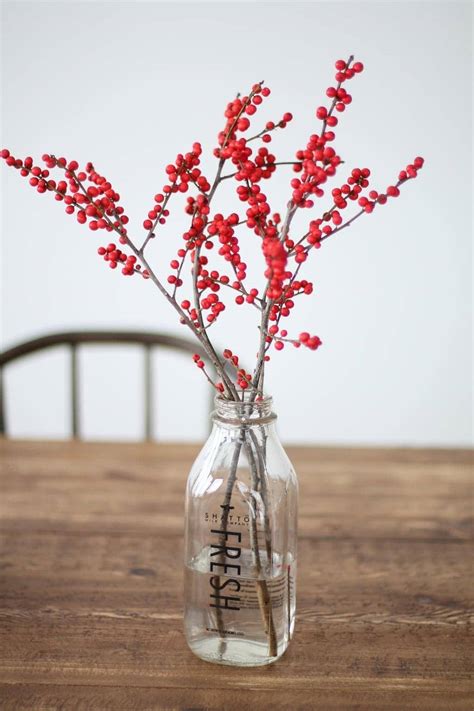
[[1, 0, 472, 446]]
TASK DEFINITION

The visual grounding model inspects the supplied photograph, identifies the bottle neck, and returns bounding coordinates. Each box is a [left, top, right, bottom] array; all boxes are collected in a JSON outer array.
[[212, 394, 277, 428]]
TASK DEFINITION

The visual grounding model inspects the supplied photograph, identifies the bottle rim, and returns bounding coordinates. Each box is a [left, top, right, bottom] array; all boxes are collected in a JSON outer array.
[[212, 393, 277, 426]]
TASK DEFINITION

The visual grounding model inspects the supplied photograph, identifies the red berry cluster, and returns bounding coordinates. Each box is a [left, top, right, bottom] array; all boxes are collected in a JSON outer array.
[[1, 150, 129, 239], [76, 161, 129, 237], [291, 58, 364, 209], [298, 332, 323, 350], [399, 156, 424, 181], [215, 83, 270, 156], [306, 166, 372, 240], [260, 112, 293, 144], [97, 243, 138, 274], [355, 157, 424, 214], [266, 326, 322, 351], [223, 349, 252, 389], [266, 277, 313, 329], [262, 235, 289, 301], [333, 167, 370, 210], [143, 143, 209, 233], [216, 84, 295, 236], [192, 353, 205, 369], [198, 289, 225, 324], [209, 212, 241, 267], [291, 143, 342, 208], [234, 146, 277, 183], [0, 149, 138, 272]]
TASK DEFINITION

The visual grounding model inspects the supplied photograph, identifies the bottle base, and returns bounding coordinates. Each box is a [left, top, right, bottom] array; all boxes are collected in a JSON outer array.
[[186, 635, 287, 667]]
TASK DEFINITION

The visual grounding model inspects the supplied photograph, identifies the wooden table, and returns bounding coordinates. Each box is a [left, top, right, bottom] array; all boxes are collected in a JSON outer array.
[[0, 441, 472, 710]]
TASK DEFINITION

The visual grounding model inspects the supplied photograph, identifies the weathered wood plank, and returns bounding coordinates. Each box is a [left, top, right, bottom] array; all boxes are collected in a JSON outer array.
[[0, 533, 472, 625], [1, 441, 472, 540], [0, 682, 472, 711], [0, 535, 472, 688], [0, 617, 472, 686], [0, 615, 472, 698]]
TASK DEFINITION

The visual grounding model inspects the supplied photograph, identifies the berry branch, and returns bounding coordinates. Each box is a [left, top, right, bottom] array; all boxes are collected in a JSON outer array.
[[1, 56, 424, 401]]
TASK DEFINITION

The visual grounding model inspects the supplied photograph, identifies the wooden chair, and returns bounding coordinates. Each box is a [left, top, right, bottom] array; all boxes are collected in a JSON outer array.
[[0, 331, 216, 440]]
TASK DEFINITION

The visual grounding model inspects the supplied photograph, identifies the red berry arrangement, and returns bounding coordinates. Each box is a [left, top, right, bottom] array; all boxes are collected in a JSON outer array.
[[2, 56, 423, 401]]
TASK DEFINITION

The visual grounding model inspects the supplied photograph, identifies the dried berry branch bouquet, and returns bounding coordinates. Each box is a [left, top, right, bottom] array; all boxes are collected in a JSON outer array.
[[2, 57, 423, 667]]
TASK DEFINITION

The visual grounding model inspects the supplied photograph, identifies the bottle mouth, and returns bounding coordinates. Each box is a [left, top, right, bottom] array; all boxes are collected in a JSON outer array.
[[212, 393, 276, 426]]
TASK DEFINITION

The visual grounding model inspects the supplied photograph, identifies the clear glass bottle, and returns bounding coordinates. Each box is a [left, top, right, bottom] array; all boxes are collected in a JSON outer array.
[[183, 394, 298, 666]]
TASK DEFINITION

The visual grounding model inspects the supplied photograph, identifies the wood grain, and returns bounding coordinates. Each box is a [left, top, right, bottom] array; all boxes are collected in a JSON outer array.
[[0, 439, 472, 710]]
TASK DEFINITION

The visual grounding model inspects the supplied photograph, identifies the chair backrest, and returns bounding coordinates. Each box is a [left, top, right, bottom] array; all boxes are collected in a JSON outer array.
[[0, 330, 215, 440]]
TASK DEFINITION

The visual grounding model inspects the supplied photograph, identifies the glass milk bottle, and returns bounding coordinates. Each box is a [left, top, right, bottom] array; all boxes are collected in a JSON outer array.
[[183, 395, 298, 666]]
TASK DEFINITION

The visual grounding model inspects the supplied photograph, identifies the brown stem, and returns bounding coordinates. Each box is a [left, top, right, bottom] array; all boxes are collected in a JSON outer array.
[[245, 438, 277, 657], [213, 436, 243, 657], [248, 428, 273, 568], [138, 169, 185, 254]]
